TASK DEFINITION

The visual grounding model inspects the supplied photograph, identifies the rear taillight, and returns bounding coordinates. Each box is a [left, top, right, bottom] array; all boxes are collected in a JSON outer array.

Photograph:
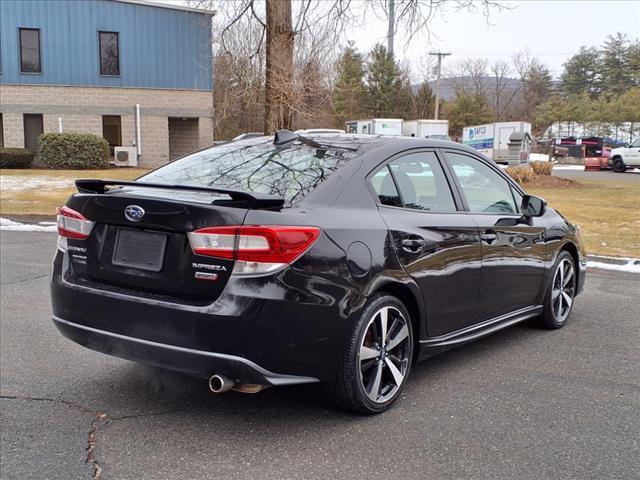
[[188, 225, 320, 275], [56, 206, 94, 240]]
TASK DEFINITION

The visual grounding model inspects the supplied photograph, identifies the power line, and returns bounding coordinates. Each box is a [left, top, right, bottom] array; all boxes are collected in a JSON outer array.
[[429, 51, 451, 120]]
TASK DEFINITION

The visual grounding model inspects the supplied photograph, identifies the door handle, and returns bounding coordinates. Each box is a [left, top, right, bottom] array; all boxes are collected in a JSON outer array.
[[480, 230, 498, 244], [402, 238, 425, 253]]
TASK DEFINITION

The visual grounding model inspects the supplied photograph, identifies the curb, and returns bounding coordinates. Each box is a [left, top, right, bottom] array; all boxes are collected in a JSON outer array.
[[587, 255, 640, 266]]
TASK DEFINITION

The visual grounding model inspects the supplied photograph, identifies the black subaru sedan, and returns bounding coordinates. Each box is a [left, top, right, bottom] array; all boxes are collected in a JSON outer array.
[[51, 132, 586, 414]]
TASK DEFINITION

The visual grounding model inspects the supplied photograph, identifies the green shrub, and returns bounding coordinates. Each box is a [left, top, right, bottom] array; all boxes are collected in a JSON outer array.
[[505, 165, 536, 185], [530, 160, 554, 175], [0, 147, 34, 168], [38, 133, 110, 169]]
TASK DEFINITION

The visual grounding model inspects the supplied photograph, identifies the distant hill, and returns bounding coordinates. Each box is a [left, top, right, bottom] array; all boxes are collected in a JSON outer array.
[[414, 76, 523, 101]]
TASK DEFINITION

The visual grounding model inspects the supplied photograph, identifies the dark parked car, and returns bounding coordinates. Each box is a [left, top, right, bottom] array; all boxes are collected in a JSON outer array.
[[52, 132, 586, 414]]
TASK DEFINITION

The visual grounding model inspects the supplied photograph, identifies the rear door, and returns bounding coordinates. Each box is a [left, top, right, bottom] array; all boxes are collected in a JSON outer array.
[[442, 150, 546, 320], [370, 150, 483, 337]]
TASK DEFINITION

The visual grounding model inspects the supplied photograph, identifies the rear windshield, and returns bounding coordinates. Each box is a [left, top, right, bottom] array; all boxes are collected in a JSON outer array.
[[140, 139, 358, 205]]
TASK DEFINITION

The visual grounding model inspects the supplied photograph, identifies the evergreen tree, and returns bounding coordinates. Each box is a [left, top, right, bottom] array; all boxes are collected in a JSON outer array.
[[535, 94, 570, 134], [393, 67, 416, 119], [366, 44, 401, 117], [523, 60, 553, 129], [413, 82, 436, 119], [601, 33, 632, 97], [442, 91, 494, 137], [332, 43, 367, 126], [560, 46, 602, 98], [625, 40, 640, 88]]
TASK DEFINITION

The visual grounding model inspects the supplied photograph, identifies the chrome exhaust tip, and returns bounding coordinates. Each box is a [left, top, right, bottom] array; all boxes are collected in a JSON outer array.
[[209, 374, 234, 393]]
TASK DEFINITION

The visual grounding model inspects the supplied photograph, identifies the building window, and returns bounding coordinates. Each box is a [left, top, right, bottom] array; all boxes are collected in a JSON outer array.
[[23, 114, 44, 152], [19, 28, 41, 73], [102, 116, 122, 155], [99, 32, 119, 76]]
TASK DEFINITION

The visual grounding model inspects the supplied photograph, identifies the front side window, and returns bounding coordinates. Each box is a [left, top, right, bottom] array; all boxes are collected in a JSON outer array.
[[140, 139, 358, 206], [630, 138, 640, 148], [446, 151, 518, 214], [19, 28, 41, 73], [99, 32, 119, 75]]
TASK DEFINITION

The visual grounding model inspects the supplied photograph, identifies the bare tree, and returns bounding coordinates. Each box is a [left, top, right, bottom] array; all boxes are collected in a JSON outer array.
[[192, 0, 502, 134], [265, 0, 294, 131], [490, 60, 511, 120]]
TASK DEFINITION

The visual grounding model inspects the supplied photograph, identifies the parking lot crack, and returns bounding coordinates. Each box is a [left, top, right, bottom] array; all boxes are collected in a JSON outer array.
[[5, 273, 49, 285], [86, 412, 111, 480], [1, 394, 110, 480], [0, 393, 95, 413], [109, 408, 191, 421]]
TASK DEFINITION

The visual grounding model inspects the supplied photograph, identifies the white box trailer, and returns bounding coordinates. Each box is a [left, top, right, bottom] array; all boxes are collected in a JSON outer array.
[[463, 121, 532, 161], [345, 120, 371, 134], [402, 120, 450, 139], [371, 118, 403, 135], [345, 119, 403, 136]]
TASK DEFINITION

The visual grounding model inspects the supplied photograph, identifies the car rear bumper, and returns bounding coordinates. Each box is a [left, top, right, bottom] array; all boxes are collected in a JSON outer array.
[[51, 250, 352, 384], [53, 316, 318, 385]]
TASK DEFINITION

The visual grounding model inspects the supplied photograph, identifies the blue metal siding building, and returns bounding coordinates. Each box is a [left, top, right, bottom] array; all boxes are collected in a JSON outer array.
[[0, 0, 212, 89], [0, 0, 214, 167]]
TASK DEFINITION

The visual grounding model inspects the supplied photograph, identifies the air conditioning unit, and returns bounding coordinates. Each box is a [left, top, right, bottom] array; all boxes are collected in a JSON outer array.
[[113, 147, 138, 167]]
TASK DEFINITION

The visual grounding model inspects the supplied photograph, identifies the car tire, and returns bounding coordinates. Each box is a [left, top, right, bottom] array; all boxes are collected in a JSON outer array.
[[538, 251, 577, 329], [613, 158, 626, 173], [325, 294, 414, 414]]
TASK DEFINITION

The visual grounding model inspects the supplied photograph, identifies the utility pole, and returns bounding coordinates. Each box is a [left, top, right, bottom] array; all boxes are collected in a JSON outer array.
[[429, 51, 451, 119], [387, 0, 395, 56]]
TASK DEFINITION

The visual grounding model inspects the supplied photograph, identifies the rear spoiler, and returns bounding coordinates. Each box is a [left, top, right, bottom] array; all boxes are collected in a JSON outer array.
[[75, 179, 285, 209]]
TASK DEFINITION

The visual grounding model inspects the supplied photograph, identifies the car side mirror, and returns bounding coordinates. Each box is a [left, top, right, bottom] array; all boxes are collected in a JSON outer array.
[[521, 195, 546, 217], [624, 142, 630, 148]]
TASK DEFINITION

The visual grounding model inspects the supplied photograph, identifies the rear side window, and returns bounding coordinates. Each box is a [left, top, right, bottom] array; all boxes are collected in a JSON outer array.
[[370, 167, 402, 207], [371, 152, 456, 212], [445, 151, 518, 214], [140, 140, 357, 206]]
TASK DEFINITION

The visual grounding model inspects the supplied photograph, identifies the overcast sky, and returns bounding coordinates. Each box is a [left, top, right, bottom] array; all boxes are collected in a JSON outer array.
[[349, 0, 640, 79], [175, 0, 640, 80]]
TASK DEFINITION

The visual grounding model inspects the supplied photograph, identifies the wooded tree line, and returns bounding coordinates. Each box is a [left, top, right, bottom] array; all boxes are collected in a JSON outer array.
[[194, 0, 501, 140], [537, 33, 640, 139], [195, 0, 639, 141]]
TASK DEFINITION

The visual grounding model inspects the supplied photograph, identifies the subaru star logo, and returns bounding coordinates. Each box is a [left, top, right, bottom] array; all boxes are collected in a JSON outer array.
[[124, 205, 145, 222]]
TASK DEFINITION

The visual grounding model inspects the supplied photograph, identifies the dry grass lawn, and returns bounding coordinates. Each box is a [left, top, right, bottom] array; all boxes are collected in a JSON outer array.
[[526, 179, 640, 258], [0, 168, 148, 216]]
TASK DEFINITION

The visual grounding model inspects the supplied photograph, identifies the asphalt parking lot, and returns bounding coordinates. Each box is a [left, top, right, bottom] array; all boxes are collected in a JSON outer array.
[[1, 231, 639, 480]]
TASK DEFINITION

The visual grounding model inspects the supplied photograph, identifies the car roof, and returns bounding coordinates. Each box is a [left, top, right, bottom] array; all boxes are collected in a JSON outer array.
[[297, 133, 483, 159], [232, 133, 465, 152]]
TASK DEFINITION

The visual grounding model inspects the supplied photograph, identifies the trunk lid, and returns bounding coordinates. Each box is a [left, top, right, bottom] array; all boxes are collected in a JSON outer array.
[[65, 187, 254, 304]]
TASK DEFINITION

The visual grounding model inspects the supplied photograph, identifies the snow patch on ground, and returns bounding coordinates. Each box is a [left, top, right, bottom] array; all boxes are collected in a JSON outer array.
[[0, 176, 74, 192], [552, 165, 585, 170], [587, 260, 640, 274], [0, 218, 57, 232], [529, 153, 551, 162]]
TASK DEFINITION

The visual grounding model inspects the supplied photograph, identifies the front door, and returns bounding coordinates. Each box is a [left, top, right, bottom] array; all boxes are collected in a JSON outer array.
[[370, 150, 483, 337], [443, 150, 546, 321], [23, 114, 43, 152], [626, 138, 640, 165]]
